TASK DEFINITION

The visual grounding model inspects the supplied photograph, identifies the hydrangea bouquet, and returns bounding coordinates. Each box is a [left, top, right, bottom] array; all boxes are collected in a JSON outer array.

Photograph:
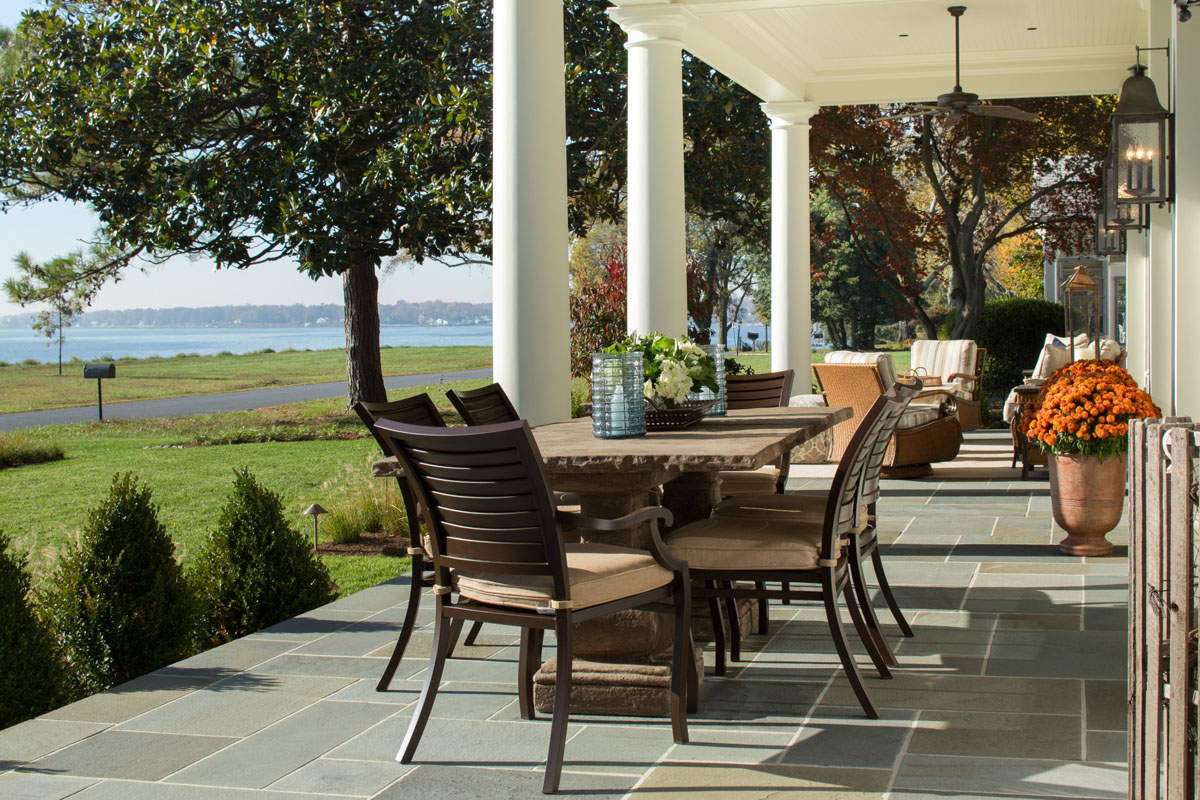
[[606, 332, 718, 409]]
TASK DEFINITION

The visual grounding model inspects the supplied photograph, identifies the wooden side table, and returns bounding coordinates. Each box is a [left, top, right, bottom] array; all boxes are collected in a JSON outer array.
[[1009, 383, 1046, 479]]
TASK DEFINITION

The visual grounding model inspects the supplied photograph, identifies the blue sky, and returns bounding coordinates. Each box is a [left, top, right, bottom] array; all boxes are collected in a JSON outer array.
[[0, 0, 492, 316]]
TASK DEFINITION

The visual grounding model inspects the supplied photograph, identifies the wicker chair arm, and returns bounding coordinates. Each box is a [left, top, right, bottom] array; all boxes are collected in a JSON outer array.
[[946, 371, 977, 384]]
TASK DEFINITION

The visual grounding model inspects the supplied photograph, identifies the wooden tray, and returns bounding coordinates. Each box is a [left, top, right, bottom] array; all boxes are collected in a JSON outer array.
[[645, 399, 715, 431]]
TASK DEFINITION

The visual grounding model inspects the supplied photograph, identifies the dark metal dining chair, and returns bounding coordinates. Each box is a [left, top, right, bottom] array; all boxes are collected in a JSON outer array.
[[446, 382, 520, 426], [373, 418, 694, 794], [351, 394, 483, 687], [713, 378, 924, 667], [663, 382, 918, 719]]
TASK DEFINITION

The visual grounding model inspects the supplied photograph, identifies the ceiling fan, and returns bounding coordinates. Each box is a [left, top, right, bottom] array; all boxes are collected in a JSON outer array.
[[879, 6, 1039, 128]]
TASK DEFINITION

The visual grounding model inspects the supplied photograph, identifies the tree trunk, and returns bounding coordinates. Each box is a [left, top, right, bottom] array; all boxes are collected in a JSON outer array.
[[950, 254, 987, 340], [343, 257, 386, 406], [911, 304, 939, 340]]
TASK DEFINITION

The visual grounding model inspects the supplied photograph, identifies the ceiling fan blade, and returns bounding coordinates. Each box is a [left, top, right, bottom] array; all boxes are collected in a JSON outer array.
[[876, 104, 943, 122], [969, 104, 1039, 121], [943, 112, 967, 130]]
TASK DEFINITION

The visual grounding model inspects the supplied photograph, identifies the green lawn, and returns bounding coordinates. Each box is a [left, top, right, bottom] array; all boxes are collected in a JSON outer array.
[[0, 345, 492, 414], [1, 378, 491, 595]]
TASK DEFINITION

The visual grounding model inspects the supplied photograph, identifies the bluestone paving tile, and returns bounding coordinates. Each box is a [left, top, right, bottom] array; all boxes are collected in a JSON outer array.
[[1085, 680, 1128, 731], [21, 730, 234, 780], [782, 706, 915, 769], [409, 653, 521, 685], [267, 757, 415, 796], [117, 674, 354, 737], [986, 630, 1126, 680], [379, 764, 636, 798], [690, 678, 825, 726], [997, 612, 1083, 631], [249, 653, 387, 680], [553, 724, 677, 774], [250, 612, 363, 643], [329, 715, 575, 767], [0, 719, 110, 767], [167, 699, 396, 788], [909, 709, 1081, 761], [389, 682, 521, 721], [70, 780, 360, 799], [632, 762, 893, 798], [963, 584, 1083, 616], [43, 673, 211, 725], [328, 677, 422, 705], [0, 771, 95, 800], [292, 622, 405, 658], [892, 754, 1126, 798], [665, 726, 795, 765], [318, 581, 409, 614], [162, 638, 295, 674], [1085, 731, 1127, 764], [823, 674, 1081, 715]]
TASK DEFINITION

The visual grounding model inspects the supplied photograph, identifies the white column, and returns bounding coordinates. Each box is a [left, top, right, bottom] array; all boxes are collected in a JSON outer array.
[[762, 102, 818, 384], [1145, 2, 1174, 411], [492, 0, 570, 425], [1124, 231, 1148, 389], [1173, 12, 1200, 418], [611, 9, 690, 338]]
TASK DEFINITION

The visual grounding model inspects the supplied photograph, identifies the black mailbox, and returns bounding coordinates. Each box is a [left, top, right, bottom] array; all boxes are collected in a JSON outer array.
[[84, 363, 116, 379], [84, 363, 116, 421]]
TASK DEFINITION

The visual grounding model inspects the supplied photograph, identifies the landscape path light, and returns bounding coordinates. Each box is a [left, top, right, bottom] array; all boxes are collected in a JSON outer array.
[[302, 503, 328, 551]]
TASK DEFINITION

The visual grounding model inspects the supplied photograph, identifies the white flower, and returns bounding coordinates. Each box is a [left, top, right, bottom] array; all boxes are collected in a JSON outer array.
[[678, 341, 704, 358]]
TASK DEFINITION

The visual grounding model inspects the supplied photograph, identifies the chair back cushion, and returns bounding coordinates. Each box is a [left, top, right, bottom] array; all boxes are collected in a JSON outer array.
[[824, 351, 897, 388], [911, 340, 977, 396], [373, 418, 569, 600], [447, 383, 521, 426]]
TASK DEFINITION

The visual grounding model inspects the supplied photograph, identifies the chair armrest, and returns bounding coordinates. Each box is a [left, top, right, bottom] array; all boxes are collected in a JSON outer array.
[[554, 506, 687, 572], [553, 492, 581, 507], [946, 372, 977, 384], [1022, 369, 1035, 378]]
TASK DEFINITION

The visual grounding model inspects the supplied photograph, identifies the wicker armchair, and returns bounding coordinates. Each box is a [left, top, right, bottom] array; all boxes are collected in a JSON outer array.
[[814, 351, 962, 478], [908, 339, 984, 431]]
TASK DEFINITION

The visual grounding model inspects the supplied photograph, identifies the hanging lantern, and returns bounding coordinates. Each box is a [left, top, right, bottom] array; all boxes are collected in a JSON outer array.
[[1101, 155, 1146, 231], [1110, 62, 1172, 205], [1062, 265, 1102, 363], [1095, 216, 1125, 256]]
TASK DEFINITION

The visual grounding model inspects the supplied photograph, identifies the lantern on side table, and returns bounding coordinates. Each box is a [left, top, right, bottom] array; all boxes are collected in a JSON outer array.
[[1062, 265, 1101, 363]]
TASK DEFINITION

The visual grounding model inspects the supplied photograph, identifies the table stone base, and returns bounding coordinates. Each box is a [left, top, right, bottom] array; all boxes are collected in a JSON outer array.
[[532, 646, 704, 717], [691, 597, 759, 643]]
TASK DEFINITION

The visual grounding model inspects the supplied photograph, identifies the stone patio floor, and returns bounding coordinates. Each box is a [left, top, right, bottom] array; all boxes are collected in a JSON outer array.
[[0, 430, 1128, 799]]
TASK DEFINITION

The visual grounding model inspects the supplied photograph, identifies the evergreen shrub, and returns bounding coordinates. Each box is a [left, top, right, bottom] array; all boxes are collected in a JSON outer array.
[[0, 532, 66, 728], [940, 298, 1064, 396], [192, 468, 336, 646], [40, 474, 195, 697]]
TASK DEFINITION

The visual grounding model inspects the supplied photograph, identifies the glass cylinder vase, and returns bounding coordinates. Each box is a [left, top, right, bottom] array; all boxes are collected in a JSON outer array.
[[688, 344, 727, 416], [591, 351, 646, 438]]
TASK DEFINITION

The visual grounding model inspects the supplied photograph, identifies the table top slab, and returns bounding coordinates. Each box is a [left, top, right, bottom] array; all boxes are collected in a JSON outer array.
[[533, 406, 851, 474]]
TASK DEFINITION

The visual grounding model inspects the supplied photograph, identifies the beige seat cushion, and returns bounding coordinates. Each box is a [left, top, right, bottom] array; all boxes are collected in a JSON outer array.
[[718, 466, 780, 496], [897, 403, 943, 430], [664, 516, 829, 571], [714, 492, 868, 526], [911, 339, 977, 398], [455, 542, 672, 611]]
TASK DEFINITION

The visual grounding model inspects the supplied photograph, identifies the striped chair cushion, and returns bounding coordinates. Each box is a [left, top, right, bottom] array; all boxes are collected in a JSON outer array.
[[824, 351, 897, 388], [910, 339, 977, 399]]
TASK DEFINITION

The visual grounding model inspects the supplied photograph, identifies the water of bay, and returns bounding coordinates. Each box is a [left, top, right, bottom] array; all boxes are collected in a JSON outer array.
[[0, 325, 493, 364]]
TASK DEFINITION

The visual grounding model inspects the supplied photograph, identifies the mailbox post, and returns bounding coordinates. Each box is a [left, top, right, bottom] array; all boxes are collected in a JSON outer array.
[[83, 363, 116, 421]]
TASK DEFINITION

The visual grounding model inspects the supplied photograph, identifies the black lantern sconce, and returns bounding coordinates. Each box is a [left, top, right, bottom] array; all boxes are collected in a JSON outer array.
[[1110, 46, 1172, 206], [1177, 0, 1199, 22], [1095, 216, 1125, 256], [1101, 153, 1147, 232]]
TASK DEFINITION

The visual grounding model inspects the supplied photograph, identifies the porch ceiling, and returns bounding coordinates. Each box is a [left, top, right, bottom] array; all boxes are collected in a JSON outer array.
[[610, 0, 1148, 106]]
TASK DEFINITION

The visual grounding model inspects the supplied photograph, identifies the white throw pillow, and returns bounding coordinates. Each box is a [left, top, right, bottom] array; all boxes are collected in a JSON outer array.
[[1032, 342, 1072, 379]]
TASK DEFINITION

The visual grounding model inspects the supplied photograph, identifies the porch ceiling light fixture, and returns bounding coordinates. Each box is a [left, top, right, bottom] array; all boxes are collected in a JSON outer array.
[[1176, 0, 1199, 22], [1110, 47, 1172, 206]]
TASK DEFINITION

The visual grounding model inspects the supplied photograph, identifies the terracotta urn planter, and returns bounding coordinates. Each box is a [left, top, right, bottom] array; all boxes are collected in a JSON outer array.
[[1048, 453, 1127, 556]]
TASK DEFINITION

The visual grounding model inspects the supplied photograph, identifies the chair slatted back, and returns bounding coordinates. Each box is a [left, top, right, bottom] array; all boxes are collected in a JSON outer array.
[[353, 394, 446, 455], [859, 380, 922, 505], [447, 383, 521, 427], [820, 385, 911, 561], [373, 419, 569, 599], [725, 370, 794, 410]]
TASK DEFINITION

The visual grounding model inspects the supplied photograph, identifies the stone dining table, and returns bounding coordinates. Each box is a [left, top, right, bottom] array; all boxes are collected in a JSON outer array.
[[526, 404, 852, 716]]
